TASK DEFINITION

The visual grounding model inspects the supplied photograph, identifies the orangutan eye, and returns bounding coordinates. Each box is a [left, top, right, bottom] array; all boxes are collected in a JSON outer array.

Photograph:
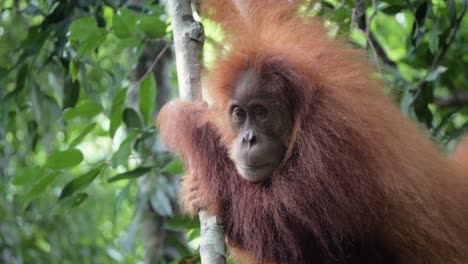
[[232, 106, 246, 119], [254, 106, 267, 118]]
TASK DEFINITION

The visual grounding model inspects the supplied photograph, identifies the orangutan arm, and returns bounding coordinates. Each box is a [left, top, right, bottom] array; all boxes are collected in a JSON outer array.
[[157, 100, 228, 215]]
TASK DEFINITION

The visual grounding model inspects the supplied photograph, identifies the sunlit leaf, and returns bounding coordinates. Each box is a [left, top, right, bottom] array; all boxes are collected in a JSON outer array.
[[107, 167, 152, 182], [63, 102, 103, 120], [139, 75, 157, 125], [77, 32, 107, 57], [138, 16, 167, 39], [188, 227, 201, 241], [69, 17, 99, 42], [113, 9, 137, 39], [69, 60, 79, 82], [59, 167, 103, 199], [44, 149, 84, 169], [161, 159, 184, 175], [69, 17, 107, 57]]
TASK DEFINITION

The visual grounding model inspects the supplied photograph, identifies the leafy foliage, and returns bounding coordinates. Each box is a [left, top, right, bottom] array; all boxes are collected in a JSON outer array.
[[0, 0, 180, 263], [0, 0, 467, 263]]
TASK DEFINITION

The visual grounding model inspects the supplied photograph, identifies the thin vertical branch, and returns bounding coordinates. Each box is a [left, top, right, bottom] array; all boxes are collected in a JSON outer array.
[[365, 0, 382, 74], [167, 0, 204, 100], [166, 1, 226, 263]]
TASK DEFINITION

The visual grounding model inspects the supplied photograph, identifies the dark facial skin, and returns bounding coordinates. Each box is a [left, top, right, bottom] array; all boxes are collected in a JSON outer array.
[[228, 68, 290, 183]]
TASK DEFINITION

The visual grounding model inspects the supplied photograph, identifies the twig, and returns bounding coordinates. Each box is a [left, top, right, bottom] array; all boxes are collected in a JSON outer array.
[[365, 0, 382, 74], [137, 43, 170, 84], [353, 0, 396, 67]]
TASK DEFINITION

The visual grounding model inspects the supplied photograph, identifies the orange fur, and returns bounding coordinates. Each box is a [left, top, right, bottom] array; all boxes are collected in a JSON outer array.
[[158, 1, 468, 263]]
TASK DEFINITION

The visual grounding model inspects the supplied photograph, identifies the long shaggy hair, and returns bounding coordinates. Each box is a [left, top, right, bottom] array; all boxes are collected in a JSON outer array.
[[158, 1, 468, 263]]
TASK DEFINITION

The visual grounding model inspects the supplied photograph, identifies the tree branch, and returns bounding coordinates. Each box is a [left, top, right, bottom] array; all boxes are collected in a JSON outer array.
[[167, 0, 205, 100], [166, 1, 226, 263], [354, 0, 396, 67]]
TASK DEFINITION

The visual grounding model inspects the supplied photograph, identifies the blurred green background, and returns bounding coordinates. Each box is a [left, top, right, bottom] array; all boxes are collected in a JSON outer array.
[[0, 0, 467, 263]]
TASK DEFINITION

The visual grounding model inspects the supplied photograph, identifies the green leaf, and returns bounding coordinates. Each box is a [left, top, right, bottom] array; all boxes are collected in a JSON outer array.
[[44, 149, 84, 170], [63, 102, 103, 120], [69, 17, 98, 42], [12, 166, 42, 186], [113, 9, 138, 39], [411, 1, 432, 45], [68, 17, 107, 57], [63, 79, 80, 109], [123, 107, 143, 130], [107, 167, 152, 182], [53, 193, 89, 214], [22, 172, 59, 205], [69, 60, 79, 82], [161, 159, 184, 175], [69, 122, 97, 148], [59, 167, 103, 199], [188, 227, 201, 241], [77, 32, 107, 57], [139, 75, 157, 125], [428, 21, 439, 55], [138, 15, 167, 39], [111, 132, 139, 168], [110, 87, 128, 138]]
